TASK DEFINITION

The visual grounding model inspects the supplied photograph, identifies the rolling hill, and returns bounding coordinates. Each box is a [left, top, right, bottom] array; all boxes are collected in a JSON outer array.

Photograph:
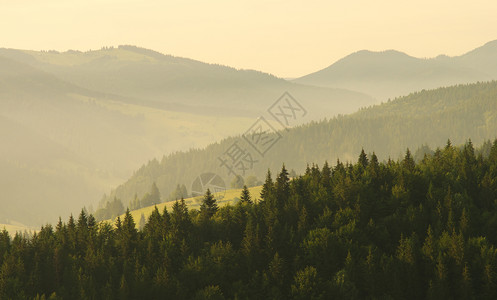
[[0, 46, 374, 118], [102, 81, 497, 210], [0, 47, 374, 226], [294, 40, 497, 101]]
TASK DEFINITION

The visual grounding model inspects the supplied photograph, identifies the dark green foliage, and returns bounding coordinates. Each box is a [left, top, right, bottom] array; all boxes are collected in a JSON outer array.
[[260, 169, 274, 203], [240, 186, 252, 204], [200, 189, 218, 221], [103, 81, 497, 213], [5, 141, 497, 298]]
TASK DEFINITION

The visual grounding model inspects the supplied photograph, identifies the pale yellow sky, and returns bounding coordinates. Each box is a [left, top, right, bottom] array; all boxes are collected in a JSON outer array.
[[1, 0, 496, 78]]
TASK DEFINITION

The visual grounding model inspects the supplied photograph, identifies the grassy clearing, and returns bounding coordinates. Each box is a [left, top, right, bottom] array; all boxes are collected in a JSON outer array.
[[106, 185, 263, 227]]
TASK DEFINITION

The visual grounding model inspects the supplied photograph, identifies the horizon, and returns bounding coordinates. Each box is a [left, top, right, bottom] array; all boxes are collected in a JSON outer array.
[[3, 39, 496, 80], [2, 0, 497, 78]]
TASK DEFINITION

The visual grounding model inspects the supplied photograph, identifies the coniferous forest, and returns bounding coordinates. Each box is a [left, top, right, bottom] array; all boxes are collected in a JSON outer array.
[[102, 81, 497, 212], [3, 140, 497, 299]]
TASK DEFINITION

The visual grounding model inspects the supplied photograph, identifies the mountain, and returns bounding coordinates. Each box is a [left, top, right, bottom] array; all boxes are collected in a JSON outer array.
[[456, 40, 497, 76], [0, 47, 374, 226], [102, 81, 497, 211], [0, 57, 128, 225], [294, 40, 497, 101], [0, 46, 374, 118]]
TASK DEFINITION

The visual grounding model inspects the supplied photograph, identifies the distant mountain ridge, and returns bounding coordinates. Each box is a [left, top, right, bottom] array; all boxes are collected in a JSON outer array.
[[0, 45, 373, 226], [294, 40, 497, 100], [0, 45, 374, 118], [2, 41, 497, 226]]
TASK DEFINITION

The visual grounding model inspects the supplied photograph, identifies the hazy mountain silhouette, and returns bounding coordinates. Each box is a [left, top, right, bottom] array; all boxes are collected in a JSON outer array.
[[294, 40, 497, 100], [0, 46, 373, 118], [0, 46, 373, 226], [3, 42, 496, 226]]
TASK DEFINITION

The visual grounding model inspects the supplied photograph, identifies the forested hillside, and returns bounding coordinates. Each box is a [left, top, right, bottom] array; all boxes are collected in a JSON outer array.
[[103, 81, 497, 211], [0, 46, 373, 226], [2, 141, 497, 298]]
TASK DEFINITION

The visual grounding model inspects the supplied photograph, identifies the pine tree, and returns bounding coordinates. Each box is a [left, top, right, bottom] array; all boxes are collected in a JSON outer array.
[[170, 198, 191, 241], [260, 169, 274, 202], [240, 185, 252, 204], [369, 152, 380, 177], [305, 164, 311, 176], [275, 164, 290, 207], [119, 209, 138, 260], [403, 148, 416, 171], [334, 159, 345, 176], [67, 214, 76, 250], [200, 189, 218, 220], [0, 229, 10, 266], [359, 148, 369, 168], [321, 161, 332, 190], [144, 206, 163, 236]]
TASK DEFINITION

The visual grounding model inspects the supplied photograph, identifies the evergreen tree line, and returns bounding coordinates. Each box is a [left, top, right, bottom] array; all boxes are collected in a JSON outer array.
[[94, 176, 264, 222], [3, 140, 497, 298], [103, 81, 497, 211], [94, 182, 161, 221]]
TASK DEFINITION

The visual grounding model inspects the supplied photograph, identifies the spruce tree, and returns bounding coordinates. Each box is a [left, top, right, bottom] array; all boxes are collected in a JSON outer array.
[[321, 161, 332, 190], [369, 152, 380, 178], [275, 164, 290, 207], [260, 169, 274, 202], [171, 198, 191, 240], [403, 148, 415, 171], [359, 148, 369, 167], [200, 189, 218, 220], [240, 185, 252, 204]]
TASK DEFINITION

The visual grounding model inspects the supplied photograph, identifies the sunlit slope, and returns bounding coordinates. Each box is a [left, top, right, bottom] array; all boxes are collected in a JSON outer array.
[[0, 55, 254, 226], [105, 81, 497, 209], [106, 185, 263, 227], [0, 222, 37, 237], [0, 45, 376, 226]]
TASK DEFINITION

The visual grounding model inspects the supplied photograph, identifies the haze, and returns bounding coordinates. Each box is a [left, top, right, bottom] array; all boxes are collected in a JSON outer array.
[[2, 0, 496, 78]]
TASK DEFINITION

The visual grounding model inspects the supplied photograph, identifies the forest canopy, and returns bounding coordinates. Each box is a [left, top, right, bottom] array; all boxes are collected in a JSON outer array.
[[102, 81, 497, 212], [2, 140, 497, 299]]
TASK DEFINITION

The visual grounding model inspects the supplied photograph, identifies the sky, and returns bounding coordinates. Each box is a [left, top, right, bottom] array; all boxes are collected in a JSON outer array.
[[1, 0, 496, 78]]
